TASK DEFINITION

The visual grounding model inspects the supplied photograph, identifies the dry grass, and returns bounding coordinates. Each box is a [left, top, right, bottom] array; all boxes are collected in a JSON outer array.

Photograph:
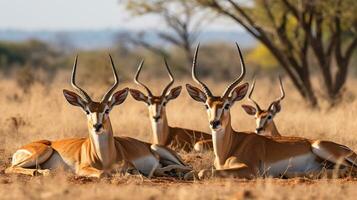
[[1, 73, 357, 200]]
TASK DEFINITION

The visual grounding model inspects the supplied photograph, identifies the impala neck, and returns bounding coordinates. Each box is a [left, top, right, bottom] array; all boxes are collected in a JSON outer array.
[[211, 113, 234, 168], [88, 117, 117, 169], [150, 111, 170, 145], [265, 120, 280, 137]]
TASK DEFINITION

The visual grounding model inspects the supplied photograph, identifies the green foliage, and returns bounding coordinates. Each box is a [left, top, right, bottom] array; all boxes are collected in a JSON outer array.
[[246, 43, 278, 70], [0, 39, 260, 86], [0, 40, 60, 71], [0, 40, 62, 92]]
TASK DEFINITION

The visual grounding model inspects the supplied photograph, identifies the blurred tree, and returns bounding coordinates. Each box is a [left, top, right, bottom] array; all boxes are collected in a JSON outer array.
[[54, 32, 75, 52], [116, 31, 169, 58], [122, 0, 212, 69], [196, 0, 357, 107]]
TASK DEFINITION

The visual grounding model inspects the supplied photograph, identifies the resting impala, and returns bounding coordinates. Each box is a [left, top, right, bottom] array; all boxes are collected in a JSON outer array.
[[5, 55, 191, 178], [129, 59, 212, 152], [186, 43, 357, 179], [241, 77, 285, 137]]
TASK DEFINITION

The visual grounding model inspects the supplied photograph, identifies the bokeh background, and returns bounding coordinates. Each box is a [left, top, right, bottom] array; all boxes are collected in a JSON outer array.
[[1, 0, 356, 106]]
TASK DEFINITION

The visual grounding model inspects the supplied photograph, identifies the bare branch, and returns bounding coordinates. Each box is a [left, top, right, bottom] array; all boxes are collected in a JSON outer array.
[[344, 37, 357, 63]]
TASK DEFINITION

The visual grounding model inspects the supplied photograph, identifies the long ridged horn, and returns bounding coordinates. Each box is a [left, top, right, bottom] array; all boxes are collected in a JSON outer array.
[[134, 59, 153, 97], [71, 55, 92, 102], [101, 54, 119, 103], [247, 78, 262, 112], [268, 76, 285, 109], [192, 44, 213, 97], [222, 42, 246, 98], [161, 58, 174, 97]]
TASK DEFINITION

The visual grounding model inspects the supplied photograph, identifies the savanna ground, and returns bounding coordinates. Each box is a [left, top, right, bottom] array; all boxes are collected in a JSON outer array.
[[1, 72, 357, 200]]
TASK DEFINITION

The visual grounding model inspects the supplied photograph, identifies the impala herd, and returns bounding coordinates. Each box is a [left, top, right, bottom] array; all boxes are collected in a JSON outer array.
[[4, 43, 357, 181]]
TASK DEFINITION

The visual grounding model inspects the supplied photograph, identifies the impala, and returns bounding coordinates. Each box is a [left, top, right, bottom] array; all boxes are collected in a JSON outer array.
[[5, 55, 192, 178], [241, 77, 285, 137], [129, 59, 212, 152], [186, 43, 357, 179]]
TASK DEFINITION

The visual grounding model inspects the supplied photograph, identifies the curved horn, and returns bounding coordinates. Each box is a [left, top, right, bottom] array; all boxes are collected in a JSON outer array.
[[161, 58, 174, 97], [268, 76, 285, 109], [71, 55, 92, 102], [101, 54, 119, 102], [134, 59, 153, 97], [277, 76, 285, 101], [247, 78, 262, 112], [222, 42, 246, 98], [192, 44, 213, 97]]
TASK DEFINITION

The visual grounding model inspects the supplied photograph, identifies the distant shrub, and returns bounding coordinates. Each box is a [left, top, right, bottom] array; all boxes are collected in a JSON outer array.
[[14, 65, 36, 93]]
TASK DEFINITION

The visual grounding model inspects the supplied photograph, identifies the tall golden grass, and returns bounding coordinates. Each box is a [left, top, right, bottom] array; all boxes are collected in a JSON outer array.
[[1, 72, 357, 199]]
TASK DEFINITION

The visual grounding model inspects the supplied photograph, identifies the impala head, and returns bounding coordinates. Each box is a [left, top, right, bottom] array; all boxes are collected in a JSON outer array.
[[63, 55, 129, 134], [241, 77, 285, 134], [129, 59, 182, 123], [186, 43, 249, 131]]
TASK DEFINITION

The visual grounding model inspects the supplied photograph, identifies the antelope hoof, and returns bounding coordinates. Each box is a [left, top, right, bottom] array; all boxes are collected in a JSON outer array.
[[4, 167, 13, 174], [184, 170, 198, 180], [198, 169, 213, 180], [98, 171, 112, 178], [36, 169, 51, 176]]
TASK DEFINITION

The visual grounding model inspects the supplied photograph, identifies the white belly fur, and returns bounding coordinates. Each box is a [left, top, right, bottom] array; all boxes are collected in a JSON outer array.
[[265, 153, 322, 177], [12, 148, 53, 168], [132, 155, 160, 176], [12, 149, 32, 166], [41, 151, 76, 172]]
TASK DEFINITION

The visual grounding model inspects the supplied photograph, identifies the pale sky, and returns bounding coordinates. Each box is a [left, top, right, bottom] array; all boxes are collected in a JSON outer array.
[[0, 0, 242, 31]]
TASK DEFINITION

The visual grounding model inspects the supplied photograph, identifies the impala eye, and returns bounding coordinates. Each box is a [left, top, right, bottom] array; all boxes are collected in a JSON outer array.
[[163, 102, 167, 106], [85, 110, 90, 115], [205, 105, 209, 109], [267, 115, 272, 120], [224, 104, 230, 110], [105, 109, 110, 114]]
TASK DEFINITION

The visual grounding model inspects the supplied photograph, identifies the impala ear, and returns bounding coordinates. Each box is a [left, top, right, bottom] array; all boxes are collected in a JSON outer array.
[[229, 83, 249, 103], [270, 101, 281, 114], [241, 104, 257, 115], [129, 88, 149, 103], [109, 88, 129, 107], [165, 86, 182, 101], [63, 89, 87, 109], [186, 84, 207, 103]]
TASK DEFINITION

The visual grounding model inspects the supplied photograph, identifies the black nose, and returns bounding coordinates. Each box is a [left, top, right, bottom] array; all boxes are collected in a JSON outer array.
[[153, 116, 161, 122], [210, 120, 221, 129], [256, 127, 263, 133], [93, 123, 103, 132]]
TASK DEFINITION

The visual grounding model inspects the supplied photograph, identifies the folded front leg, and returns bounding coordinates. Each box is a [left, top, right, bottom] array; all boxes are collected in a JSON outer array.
[[198, 165, 256, 180], [5, 166, 50, 176], [77, 166, 108, 178]]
